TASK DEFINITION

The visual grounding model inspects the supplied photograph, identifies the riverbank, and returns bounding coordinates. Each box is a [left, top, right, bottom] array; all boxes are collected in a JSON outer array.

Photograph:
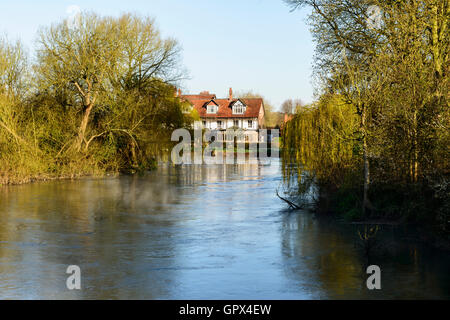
[[0, 151, 159, 186], [0, 169, 103, 186], [0, 171, 113, 186]]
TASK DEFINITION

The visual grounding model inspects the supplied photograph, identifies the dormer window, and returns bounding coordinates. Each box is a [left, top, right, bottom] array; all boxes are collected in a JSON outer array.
[[206, 101, 218, 114], [232, 101, 246, 115]]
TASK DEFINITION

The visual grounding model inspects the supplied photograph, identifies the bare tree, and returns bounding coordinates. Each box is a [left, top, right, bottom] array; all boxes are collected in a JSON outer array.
[[281, 99, 294, 114]]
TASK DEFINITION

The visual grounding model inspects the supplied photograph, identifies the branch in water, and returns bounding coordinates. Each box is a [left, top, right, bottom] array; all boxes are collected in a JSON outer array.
[[276, 189, 302, 210]]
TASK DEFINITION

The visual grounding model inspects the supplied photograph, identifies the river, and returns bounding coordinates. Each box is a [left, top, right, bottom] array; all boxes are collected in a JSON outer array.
[[0, 160, 449, 299]]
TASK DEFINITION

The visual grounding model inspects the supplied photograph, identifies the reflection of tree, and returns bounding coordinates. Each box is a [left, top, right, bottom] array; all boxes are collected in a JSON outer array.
[[3, 162, 448, 299], [0, 176, 182, 299], [280, 212, 366, 299], [280, 210, 450, 299]]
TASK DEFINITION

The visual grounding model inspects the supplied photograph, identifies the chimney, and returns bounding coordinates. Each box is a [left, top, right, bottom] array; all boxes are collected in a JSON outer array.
[[229, 87, 233, 101], [178, 88, 182, 97]]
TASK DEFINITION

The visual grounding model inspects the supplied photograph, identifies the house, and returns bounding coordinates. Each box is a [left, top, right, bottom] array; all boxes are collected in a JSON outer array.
[[179, 88, 265, 132]]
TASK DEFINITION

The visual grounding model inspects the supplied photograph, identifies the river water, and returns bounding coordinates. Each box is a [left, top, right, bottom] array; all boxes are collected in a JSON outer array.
[[0, 161, 449, 299]]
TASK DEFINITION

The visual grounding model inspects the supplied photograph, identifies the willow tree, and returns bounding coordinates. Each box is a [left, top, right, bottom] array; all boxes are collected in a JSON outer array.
[[285, 0, 386, 215], [282, 94, 358, 186]]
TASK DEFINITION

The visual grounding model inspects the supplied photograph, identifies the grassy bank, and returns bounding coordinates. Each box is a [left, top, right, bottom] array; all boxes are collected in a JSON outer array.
[[0, 155, 118, 186]]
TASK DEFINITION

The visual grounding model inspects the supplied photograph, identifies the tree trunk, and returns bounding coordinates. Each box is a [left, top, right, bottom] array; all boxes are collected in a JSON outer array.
[[412, 109, 419, 183], [76, 103, 93, 152], [430, 4, 443, 81], [363, 134, 370, 217], [361, 105, 371, 218], [130, 140, 138, 168]]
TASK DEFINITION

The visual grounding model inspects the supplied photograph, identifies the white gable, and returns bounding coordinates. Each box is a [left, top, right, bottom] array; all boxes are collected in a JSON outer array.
[[206, 101, 218, 114], [232, 100, 246, 114]]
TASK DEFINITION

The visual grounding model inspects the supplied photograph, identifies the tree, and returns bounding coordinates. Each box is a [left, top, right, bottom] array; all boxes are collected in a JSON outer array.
[[85, 14, 185, 166], [1, 12, 189, 183], [293, 99, 305, 113], [36, 13, 120, 151], [281, 99, 294, 114], [284, 0, 449, 221], [0, 38, 30, 150], [281, 99, 304, 114], [236, 90, 276, 127], [35, 13, 184, 154]]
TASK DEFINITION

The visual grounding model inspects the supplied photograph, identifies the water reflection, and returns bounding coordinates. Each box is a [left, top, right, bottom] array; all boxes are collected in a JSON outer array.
[[280, 213, 450, 299], [0, 161, 449, 299]]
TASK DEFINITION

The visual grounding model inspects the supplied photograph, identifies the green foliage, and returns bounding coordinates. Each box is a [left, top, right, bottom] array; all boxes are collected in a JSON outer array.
[[282, 94, 358, 187], [284, 0, 449, 234], [0, 13, 190, 185]]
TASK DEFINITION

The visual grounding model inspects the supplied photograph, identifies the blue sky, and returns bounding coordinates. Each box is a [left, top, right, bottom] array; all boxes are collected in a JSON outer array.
[[0, 0, 314, 110]]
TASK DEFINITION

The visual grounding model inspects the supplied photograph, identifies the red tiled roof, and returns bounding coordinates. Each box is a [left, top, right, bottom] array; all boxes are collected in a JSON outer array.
[[181, 94, 216, 100], [181, 96, 263, 118]]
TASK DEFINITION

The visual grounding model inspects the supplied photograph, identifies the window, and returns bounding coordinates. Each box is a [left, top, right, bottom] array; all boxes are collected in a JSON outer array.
[[202, 121, 206, 127], [207, 104, 217, 114], [217, 121, 222, 129], [233, 120, 239, 127], [248, 120, 253, 128], [232, 101, 246, 114]]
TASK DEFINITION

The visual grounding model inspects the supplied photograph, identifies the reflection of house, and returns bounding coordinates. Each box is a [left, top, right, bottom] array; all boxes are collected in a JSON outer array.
[[179, 88, 265, 132]]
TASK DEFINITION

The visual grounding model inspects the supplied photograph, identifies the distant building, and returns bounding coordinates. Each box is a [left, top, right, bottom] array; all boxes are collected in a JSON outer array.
[[179, 88, 265, 132]]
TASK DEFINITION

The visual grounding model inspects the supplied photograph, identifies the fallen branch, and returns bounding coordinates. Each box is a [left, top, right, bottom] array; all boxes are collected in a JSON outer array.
[[276, 189, 302, 210]]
